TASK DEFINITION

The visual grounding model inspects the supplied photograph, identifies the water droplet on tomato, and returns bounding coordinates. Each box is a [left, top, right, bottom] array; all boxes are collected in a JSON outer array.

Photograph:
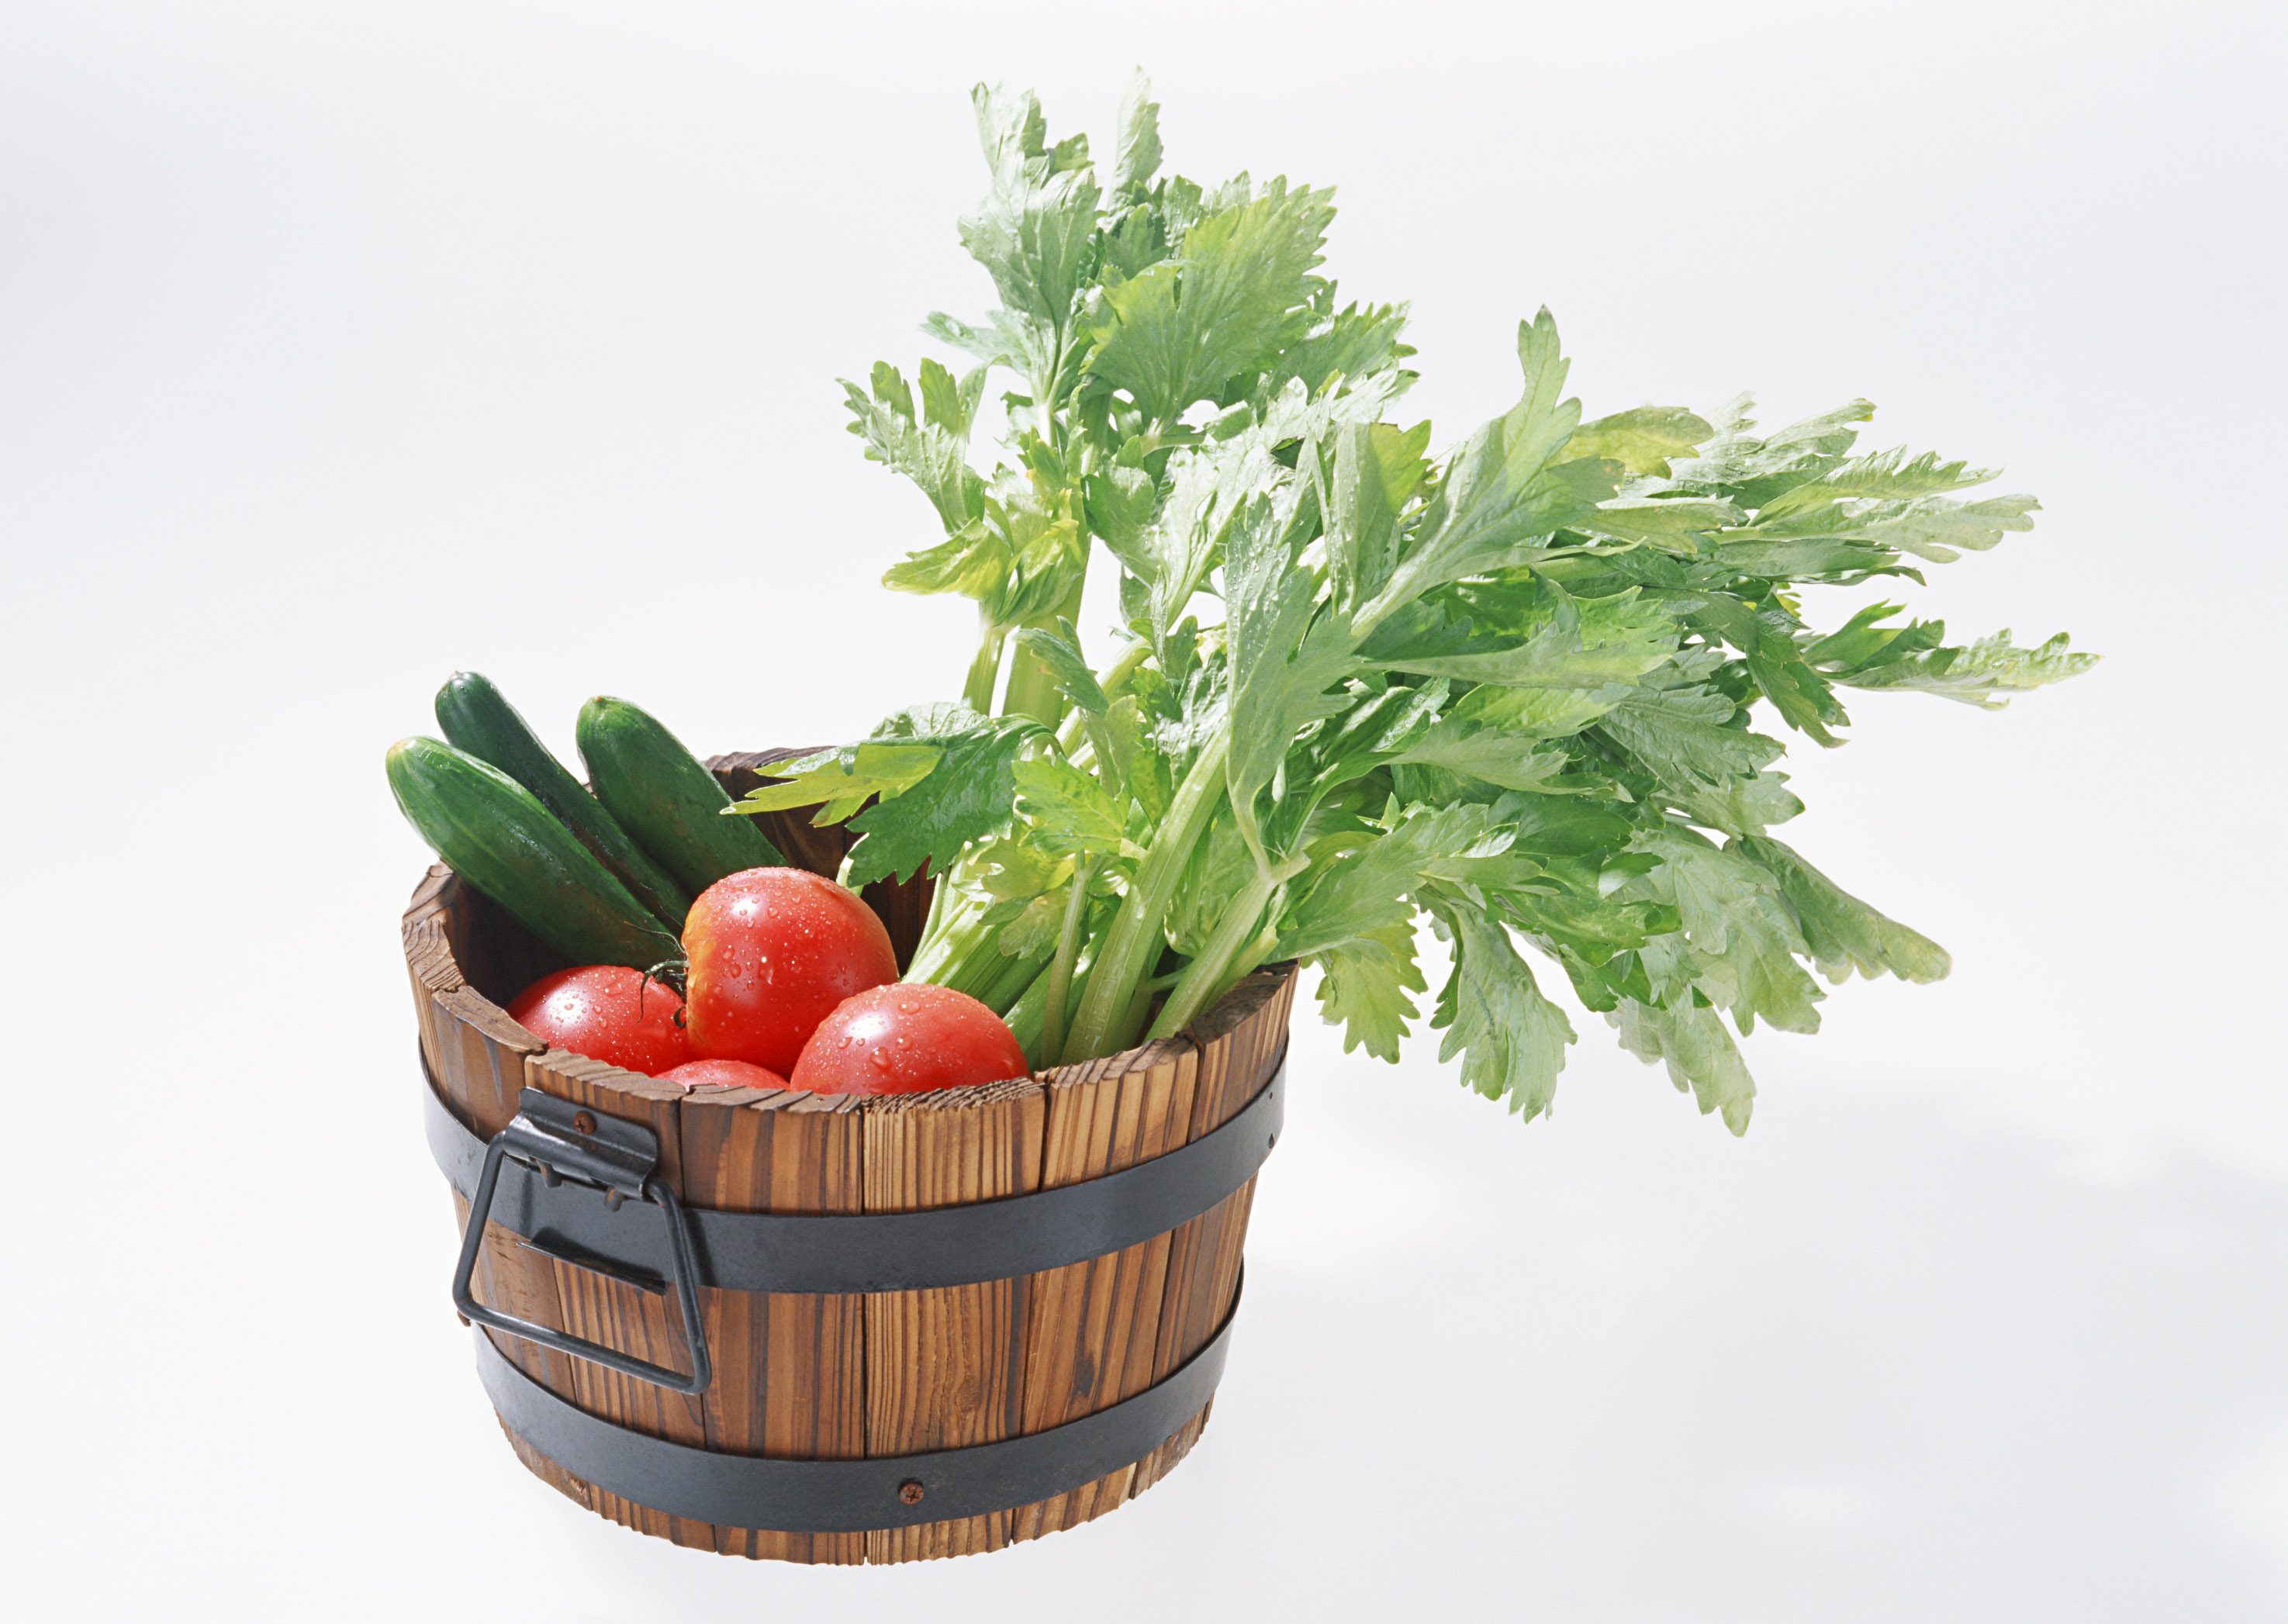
[[869, 1049, 891, 1069]]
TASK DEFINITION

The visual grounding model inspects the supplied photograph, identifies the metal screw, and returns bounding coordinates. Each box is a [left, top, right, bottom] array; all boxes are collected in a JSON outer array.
[[897, 1479, 925, 1505], [572, 1111, 597, 1135]]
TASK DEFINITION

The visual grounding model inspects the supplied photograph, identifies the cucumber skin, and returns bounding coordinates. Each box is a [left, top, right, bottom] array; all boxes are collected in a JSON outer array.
[[388, 737, 672, 971], [434, 672, 691, 931], [576, 696, 784, 898]]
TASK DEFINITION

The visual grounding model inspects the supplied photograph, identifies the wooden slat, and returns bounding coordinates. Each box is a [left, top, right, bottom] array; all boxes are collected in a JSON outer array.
[[1007, 1038, 1198, 1542], [1156, 969, 1294, 1376], [678, 1084, 868, 1566], [404, 875, 582, 1413], [524, 1048, 718, 1552], [433, 862, 567, 1009], [862, 1076, 1044, 1563]]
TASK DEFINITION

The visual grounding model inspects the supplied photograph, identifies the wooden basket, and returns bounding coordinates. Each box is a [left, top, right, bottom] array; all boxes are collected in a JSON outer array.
[[403, 750, 1294, 1564]]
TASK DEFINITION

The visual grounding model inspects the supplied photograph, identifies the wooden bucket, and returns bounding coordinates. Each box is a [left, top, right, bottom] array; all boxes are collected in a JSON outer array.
[[403, 750, 1293, 1564]]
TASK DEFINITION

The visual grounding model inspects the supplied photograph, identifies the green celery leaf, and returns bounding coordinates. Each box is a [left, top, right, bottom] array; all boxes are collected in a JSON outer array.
[[1319, 420, 1433, 614], [1012, 753, 1139, 859], [1369, 310, 1604, 608], [1429, 908, 1576, 1119], [731, 742, 942, 826], [959, 85, 1102, 330], [1665, 396, 1873, 508], [1371, 577, 1678, 690], [1825, 628, 2098, 707], [843, 361, 986, 534], [1839, 493, 2039, 564], [1099, 695, 1173, 824], [1277, 803, 1512, 963], [841, 706, 1046, 886], [997, 890, 1066, 958], [1225, 492, 1359, 853], [1312, 923, 1426, 1061], [917, 357, 989, 437], [1302, 682, 1446, 790], [1111, 74, 1163, 196], [1665, 770, 1805, 838], [1737, 834, 1951, 984], [1755, 444, 2000, 520], [1704, 534, 1906, 583], [1085, 178, 1338, 427], [1167, 805, 1258, 956], [1081, 453, 1160, 574], [1611, 998, 1758, 1135], [1449, 678, 1638, 742], [1629, 827, 1823, 1035], [1388, 714, 1574, 793], [1564, 406, 1713, 476], [1010, 620, 1109, 714], [975, 836, 1066, 900], [921, 306, 1045, 376], [1593, 655, 1785, 787], [883, 521, 1008, 599], [1578, 496, 1743, 550], [1256, 292, 1418, 406]]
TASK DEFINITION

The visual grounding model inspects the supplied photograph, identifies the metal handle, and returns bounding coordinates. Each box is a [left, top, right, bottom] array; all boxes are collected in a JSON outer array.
[[450, 1090, 714, 1396]]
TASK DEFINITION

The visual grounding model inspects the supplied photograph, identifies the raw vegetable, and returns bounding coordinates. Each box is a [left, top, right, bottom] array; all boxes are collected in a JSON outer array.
[[435, 672, 692, 931], [576, 694, 786, 896], [506, 965, 696, 1076], [387, 735, 675, 972], [681, 866, 900, 1075], [788, 983, 1029, 1096], [657, 1057, 788, 1090], [734, 79, 2096, 1134]]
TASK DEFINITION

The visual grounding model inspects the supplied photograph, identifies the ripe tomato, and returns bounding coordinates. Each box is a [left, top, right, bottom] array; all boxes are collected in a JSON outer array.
[[682, 866, 900, 1076], [506, 965, 695, 1076], [788, 983, 1029, 1096], [655, 1057, 788, 1091]]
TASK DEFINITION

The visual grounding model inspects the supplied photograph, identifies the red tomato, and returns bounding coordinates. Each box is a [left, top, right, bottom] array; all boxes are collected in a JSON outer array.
[[683, 866, 899, 1076], [789, 983, 1030, 1096], [506, 966, 695, 1076], [655, 1058, 789, 1091]]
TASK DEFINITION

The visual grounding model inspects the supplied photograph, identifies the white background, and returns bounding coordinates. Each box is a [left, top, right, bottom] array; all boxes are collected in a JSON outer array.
[[5, 2, 2284, 1617]]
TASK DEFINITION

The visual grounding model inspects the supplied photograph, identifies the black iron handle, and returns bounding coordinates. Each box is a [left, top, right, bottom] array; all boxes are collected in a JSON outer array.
[[450, 1091, 714, 1396]]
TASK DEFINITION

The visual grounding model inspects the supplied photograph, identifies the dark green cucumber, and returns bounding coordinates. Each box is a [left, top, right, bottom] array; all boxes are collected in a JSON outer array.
[[386, 737, 676, 970], [576, 695, 784, 897], [434, 671, 691, 931]]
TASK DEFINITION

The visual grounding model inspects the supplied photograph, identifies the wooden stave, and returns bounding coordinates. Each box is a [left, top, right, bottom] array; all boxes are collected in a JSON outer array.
[[405, 756, 1291, 1564]]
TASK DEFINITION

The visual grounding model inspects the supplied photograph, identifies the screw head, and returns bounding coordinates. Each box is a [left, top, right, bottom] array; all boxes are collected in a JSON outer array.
[[572, 1111, 597, 1135], [897, 1479, 926, 1505]]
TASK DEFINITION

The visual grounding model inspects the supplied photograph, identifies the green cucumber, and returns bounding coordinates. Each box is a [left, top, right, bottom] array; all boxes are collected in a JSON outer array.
[[576, 695, 784, 897], [386, 737, 676, 971], [434, 671, 691, 931]]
